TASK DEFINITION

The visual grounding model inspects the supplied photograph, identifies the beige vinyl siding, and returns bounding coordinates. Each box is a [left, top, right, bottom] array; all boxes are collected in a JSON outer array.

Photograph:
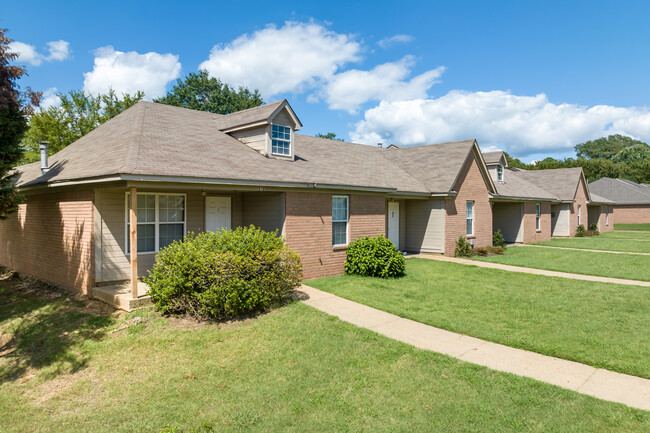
[[229, 125, 268, 153], [241, 192, 284, 233], [551, 204, 570, 237], [492, 202, 523, 243], [404, 199, 445, 253], [271, 109, 294, 127]]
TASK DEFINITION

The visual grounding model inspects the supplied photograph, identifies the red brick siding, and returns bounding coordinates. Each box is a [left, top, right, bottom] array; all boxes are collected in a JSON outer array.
[[0, 190, 94, 294], [613, 205, 650, 224], [445, 151, 492, 255], [284, 192, 385, 280], [522, 202, 552, 243], [570, 178, 589, 236]]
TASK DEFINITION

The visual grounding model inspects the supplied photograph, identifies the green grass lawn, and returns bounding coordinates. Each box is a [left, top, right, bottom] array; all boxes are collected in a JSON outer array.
[[1, 277, 649, 432], [614, 223, 650, 231], [474, 245, 650, 281], [534, 231, 650, 253], [308, 259, 650, 379], [600, 230, 650, 239]]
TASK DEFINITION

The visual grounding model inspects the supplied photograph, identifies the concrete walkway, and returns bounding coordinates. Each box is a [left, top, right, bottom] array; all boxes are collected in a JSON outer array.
[[299, 285, 650, 411], [410, 254, 650, 287], [516, 244, 650, 256]]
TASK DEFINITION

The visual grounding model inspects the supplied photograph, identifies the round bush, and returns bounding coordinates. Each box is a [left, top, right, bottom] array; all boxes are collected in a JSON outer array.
[[344, 235, 405, 278], [143, 226, 302, 320]]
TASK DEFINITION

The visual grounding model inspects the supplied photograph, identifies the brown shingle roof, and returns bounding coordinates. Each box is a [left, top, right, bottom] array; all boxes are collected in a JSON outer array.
[[589, 178, 650, 204], [482, 150, 505, 166], [493, 169, 557, 200], [509, 167, 586, 201], [213, 100, 298, 131]]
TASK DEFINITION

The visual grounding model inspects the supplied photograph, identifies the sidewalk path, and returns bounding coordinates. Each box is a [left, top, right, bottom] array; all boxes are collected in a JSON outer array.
[[410, 254, 650, 287], [516, 244, 650, 256], [299, 285, 650, 411]]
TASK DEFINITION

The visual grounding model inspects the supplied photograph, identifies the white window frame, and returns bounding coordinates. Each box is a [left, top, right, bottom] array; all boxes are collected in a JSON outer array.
[[535, 203, 541, 231], [496, 164, 504, 182], [125, 192, 187, 255], [466, 201, 474, 236], [605, 206, 609, 225], [577, 204, 582, 226], [271, 124, 292, 156], [332, 195, 349, 246]]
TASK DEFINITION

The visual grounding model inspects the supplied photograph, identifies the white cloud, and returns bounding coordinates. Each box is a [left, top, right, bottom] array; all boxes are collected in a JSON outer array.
[[45, 40, 70, 61], [39, 87, 59, 109], [199, 21, 361, 97], [350, 90, 650, 156], [319, 56, 445, 113], [9, 41, 43, 66], [83, 46, 181, 99], [377, 34, 414, 48], [9, 40, 71, 66]]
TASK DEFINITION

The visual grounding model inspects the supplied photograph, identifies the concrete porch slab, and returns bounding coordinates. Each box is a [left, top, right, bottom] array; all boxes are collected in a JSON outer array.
[[92, 282, 152, 311]]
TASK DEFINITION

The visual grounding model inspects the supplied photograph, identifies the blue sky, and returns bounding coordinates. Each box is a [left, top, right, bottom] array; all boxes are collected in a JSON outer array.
[[4, 0, 650, 162]]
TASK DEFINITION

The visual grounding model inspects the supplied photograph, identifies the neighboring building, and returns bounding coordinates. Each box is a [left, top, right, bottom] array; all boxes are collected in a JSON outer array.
[[589, 178, 650, 224], [0, 100, 496, 297]]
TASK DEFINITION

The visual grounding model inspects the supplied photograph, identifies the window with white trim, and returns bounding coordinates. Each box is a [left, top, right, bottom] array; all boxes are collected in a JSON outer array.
[[535, 203, 541, 230], [577, 205, 582, 226], [126, 193, 186, 253], [497, 164, 504, 182], [605, 206, 609, 225], [466, 201, 474, 236], [332, 195, 349, 246], [271, 124, 291, 156]]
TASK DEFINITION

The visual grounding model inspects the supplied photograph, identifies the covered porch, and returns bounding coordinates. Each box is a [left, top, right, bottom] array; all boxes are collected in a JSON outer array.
[[92, 183, 285, 310]]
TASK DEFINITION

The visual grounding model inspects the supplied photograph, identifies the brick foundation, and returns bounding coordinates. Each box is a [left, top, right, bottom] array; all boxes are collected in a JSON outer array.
[[613, 205, 650, 224]]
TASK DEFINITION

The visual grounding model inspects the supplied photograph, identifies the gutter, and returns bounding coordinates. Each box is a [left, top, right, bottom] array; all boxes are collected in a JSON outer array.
[[490, 194, 560, 203]]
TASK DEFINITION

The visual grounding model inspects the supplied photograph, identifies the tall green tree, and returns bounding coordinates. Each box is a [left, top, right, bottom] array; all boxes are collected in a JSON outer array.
[[315, 132, 344, 141], [0, 28, 40, 219], [611, 142, 650, 164], [154, 70, 263, 114], [574, 134, 644, 160], [21, 89, 144, 162]]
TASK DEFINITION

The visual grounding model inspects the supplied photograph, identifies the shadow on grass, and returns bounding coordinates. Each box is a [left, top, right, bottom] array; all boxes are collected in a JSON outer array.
[[0, 277, 115, 384]]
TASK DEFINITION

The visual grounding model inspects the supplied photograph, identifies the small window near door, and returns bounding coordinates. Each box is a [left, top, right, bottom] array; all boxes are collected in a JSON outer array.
[[577, 205, 582, 226], [497, 164, 504, 182], [605, 206, 609, 225], [126, 193, 186, 253], [466, 201, 474, 236], [332, 195, 349, 246], [536, 203, 541, 231]]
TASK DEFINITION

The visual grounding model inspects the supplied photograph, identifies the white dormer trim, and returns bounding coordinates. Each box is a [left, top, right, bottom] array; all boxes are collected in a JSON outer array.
[[268, 100, 302, 131]]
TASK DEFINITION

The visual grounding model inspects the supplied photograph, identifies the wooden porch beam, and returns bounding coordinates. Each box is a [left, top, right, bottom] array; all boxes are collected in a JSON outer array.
[[129, 187, 138, 298]]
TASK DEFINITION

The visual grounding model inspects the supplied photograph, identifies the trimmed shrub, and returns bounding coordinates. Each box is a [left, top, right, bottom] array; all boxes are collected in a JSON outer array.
[[475, 247, 489, 256], [489, 246, 505, 255], [589, 223, 600, 235], [143, 226, 302, 320], [575, 224, 587, 237], [454, 236, 473, 257], [344, 235, 405, 278], [493, 229, 507, 248]]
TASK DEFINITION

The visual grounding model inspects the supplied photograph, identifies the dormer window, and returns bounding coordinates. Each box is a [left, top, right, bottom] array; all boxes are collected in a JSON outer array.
[[497, 164, 504, 182], [271, 124, 291, 156]]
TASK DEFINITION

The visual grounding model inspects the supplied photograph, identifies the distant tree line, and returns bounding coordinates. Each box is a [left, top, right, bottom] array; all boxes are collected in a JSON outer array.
[[505, 135, 650, 184]]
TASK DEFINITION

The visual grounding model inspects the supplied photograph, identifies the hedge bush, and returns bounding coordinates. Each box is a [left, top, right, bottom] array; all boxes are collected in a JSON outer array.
[[589, 223, 600, 235], [454, 236, 473, 257], [575, 224, 587, 237], [493, 229, 507, 248], [143, 226, 302, 320], [344, 235, 405, 278]]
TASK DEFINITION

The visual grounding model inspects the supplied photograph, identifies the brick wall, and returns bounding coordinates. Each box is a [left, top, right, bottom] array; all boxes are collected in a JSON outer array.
[[522, 202, 552, 243], [613, 205, 650, 224], [445, 151, 492, 255], [570, 178, 589, 236], [284, 192, 385, 280], [0, 190, 94, 294]]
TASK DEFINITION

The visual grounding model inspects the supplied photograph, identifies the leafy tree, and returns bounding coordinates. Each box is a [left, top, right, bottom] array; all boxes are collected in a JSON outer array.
[[0, 28, 40, 219], [612, 143, 650, 164], [574, 134, 644, 160], [315, 132, 344, 141], [21, 89, 144, 162], [503, 152, 527, 169], [154, 70, 263, 114]]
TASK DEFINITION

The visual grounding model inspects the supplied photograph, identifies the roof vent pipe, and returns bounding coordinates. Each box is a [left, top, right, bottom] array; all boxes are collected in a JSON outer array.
[[377, 142, 383, 148], [39, 141, 49, 175]]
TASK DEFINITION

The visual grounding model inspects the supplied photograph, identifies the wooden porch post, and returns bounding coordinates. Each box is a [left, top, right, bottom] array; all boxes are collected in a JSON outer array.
[[129, 187, 138, 298]]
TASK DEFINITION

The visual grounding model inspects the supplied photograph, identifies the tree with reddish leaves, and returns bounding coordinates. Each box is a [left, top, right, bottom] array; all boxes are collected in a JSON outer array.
[[0, 28, 40, 219]]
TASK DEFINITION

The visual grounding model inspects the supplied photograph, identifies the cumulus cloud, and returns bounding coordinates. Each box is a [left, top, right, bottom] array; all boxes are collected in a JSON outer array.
[[39, 87, 60, 109], [83, 46, 181, 99], [377, 34, 414, 48], [319, 56, 445, 113], [199, 21, 361, 97], [350, 90, 650, 156], [9, 40, 71, 66]]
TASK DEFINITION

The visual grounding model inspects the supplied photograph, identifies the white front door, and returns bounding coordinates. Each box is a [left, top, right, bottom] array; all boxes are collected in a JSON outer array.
[[205, 196, 231, 232], [387, 201, 400, 249]]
